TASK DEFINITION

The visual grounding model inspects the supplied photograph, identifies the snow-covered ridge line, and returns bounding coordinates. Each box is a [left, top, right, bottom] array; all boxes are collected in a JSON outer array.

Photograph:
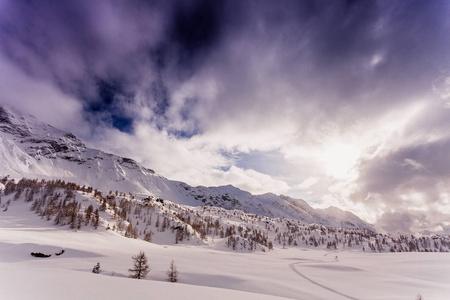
[[2, 177, 449, 253], [0, 105, 371, 230]]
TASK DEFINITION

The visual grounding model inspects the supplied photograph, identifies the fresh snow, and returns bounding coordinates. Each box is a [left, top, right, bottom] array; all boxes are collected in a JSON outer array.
[[1, 199, 449, 300]]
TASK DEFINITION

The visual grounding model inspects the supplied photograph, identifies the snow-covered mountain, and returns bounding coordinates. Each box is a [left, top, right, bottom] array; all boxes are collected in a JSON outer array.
[[2, 179, 448, 300], [0, 105, 372, 230]]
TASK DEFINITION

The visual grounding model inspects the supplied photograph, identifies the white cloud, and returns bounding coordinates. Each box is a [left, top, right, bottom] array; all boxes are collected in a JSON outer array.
[[296, 177, 320, 190], [208, 166, 290, 195], [402, 158, 425, 171], [88, 120, 290, 196], [0, 53, 89, 136], [433, 70, 450, 108]]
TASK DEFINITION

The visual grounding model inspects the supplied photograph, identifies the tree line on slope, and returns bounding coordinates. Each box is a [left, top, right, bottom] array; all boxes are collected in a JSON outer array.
[[1, 177, 449, 253]]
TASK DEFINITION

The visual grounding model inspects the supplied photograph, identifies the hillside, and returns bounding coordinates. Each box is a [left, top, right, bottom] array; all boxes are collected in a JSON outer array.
[[2, 177, 448, 253], [1, 177, 449, 300]]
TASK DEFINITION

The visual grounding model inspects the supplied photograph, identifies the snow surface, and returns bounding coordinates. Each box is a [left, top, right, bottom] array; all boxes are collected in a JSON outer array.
[[1, 198, 449, 300]]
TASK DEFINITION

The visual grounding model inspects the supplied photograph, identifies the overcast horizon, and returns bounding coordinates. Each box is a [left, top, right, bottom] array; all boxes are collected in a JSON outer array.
[[1, 0, 450, 235]]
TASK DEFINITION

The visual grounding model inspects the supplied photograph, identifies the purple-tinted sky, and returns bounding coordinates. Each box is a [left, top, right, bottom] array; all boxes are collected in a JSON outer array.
[[1, 0, 450, 234]]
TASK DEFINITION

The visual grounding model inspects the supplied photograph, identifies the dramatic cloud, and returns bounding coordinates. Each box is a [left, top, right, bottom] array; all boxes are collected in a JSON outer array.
[[1, 0, 450, 234]]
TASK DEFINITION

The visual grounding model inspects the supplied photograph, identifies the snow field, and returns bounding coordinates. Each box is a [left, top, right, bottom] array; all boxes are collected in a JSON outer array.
[[1, 199, 449, 300]]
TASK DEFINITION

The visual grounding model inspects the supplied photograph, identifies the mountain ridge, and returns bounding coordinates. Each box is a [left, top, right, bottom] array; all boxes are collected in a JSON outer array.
[[0, 105, 372, 230]]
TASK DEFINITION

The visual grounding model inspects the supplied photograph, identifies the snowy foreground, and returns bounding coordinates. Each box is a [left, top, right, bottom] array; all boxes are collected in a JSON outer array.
[[0, 203, 449, 300]]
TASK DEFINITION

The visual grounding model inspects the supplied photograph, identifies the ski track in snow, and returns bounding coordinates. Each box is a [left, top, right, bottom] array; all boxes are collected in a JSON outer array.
[[289, 261, 359, 300]]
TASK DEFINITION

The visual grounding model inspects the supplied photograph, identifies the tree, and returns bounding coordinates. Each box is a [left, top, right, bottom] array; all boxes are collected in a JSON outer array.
[[166, 259, 178, 283], [144, 231, 152, 242], [92, 209, 99, 229], [85, 204, 94, 225], [92, 262, 101, 274], [129, 251, 150, 279], [125, 223, 134, 238]]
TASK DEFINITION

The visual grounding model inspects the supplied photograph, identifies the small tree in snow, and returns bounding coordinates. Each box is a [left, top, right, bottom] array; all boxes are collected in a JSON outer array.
[[85, 204, 94, 225], [144, 231, 152, 242], [92, 262, 101, 274], [166, 259, 178, 283], [92, 209, 99, 229], [129, 251, 150, 279], [416, 293, 423, 300]]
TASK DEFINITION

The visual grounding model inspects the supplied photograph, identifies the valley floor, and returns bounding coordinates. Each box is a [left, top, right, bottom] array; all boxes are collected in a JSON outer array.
[[0, 201, 449, 300]]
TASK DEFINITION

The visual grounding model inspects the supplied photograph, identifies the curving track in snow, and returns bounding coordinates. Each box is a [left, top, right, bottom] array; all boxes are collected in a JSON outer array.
[[289, 261, 359, 300]]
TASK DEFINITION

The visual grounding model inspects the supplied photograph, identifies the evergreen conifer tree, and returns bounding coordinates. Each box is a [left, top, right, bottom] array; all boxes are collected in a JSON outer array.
[[129, 251, 150, 279], [166, 259, 178, 283]]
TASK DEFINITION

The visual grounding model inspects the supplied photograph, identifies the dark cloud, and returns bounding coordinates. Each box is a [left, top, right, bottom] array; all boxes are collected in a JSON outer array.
[[0, 0, 227, 130], [356, 137, 450, 192], [353, 100, 450, 209], [377, 210, 450, 236], [167, 0, 225, 73], [377, 211, 425, 235], [2, 0, 449, 129], [349, 133, 450, 233]]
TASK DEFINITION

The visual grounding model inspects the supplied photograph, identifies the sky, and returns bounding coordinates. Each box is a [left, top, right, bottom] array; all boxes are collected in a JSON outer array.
[[1, 0, 450, 235]]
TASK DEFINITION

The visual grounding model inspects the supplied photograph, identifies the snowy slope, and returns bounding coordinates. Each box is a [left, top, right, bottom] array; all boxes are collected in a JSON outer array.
[[0, 105, 372, 230], [1, 191, 449, 300], [3, 178, 447, 253]]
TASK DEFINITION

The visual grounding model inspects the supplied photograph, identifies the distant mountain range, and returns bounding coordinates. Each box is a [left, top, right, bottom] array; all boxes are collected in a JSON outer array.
[[0, 105, 372, 230]]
